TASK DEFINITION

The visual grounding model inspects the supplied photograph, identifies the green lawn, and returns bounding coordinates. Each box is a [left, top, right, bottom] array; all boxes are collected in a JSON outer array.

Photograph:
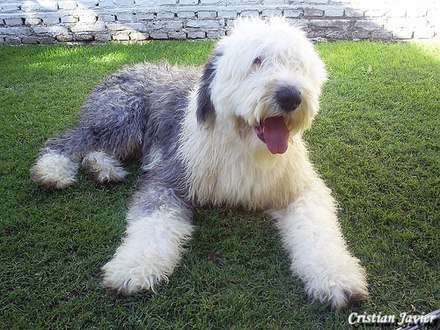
[[1, 41, 439, 329]]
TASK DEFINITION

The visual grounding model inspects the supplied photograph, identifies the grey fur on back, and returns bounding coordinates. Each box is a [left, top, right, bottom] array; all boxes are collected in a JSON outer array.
[[44, 63, 200, 198]]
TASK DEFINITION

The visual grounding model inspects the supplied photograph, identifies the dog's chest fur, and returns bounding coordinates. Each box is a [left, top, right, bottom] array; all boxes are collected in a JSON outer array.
[[179, 108, 313, 210]]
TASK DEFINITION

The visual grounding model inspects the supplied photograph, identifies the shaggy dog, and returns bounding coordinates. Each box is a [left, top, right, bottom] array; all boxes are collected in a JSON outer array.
[[31, 18, 368, 309]]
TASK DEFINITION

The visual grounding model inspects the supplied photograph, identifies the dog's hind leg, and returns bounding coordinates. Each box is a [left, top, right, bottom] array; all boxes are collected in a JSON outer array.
[[102, 176, 194, 294], [31, 128, 131, 189], [31, 129, 83, 190], [81, 151, 127, 184]]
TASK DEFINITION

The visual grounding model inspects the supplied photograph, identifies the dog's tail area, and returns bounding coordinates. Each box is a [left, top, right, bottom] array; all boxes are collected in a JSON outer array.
[[31, 129, 82, 190]]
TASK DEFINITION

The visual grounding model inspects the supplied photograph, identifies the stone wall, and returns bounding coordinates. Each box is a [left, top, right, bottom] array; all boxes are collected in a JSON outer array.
[[0, 0, 439, 43]]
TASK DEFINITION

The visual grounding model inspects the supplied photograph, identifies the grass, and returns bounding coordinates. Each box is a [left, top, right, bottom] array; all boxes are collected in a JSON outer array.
[[1, 40, 439, 329]]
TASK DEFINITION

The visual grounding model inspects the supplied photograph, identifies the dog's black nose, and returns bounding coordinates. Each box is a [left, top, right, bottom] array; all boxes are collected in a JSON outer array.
[[275, 86, 302, 112]]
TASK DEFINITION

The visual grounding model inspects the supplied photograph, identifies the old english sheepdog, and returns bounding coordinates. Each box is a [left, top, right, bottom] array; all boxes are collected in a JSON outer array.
[[31, 18, 368, 309]]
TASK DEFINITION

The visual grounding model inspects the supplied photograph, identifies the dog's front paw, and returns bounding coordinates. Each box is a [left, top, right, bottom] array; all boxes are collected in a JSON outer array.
[[102, 255, 168, 295], [102, 215, 193, 295], [304, 257, 368, 310]]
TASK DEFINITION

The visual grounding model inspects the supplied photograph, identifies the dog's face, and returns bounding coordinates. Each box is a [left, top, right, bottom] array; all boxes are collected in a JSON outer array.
[[197, 18, 327, 155]]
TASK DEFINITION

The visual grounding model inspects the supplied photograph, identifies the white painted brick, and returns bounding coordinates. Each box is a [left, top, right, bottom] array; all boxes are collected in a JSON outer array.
[[262, 9, 282, 17], [344, 8, 363, 17], [157, 11, 175, 19], [206, 29, 225, 38], [198, 11, 217, 18], [130, 31, 148, 40], [168, 30, 186, 38], [76, 0, 98, 8], [284, 9, 302, 18], [41, 14, 60, 25], [107, 22, 145, 30], [407, 7, 428, 17], [74, 33, 94, 40], [225, 18, 235, 27], [427, 8, 440, 20], [98, 0, 114, 8], [309, 19, 350, 28], [1, 0, 439, 43], [304, 8, 324, 17], [71, 21, 106, 32], [186, 18, 223, 29], [150, 31, 168, 38], [136, 12, 155, 20], [328, 0, 350, 3], [0, 26, 32, 35], [5, 35, 23, 43], [325, 7, 343, 17], [371, 30, 392, 39], [77, 14, 97, 23], [37, 36, 57, 43], [25, 17, 43, 25], [365, 9, 389, 17], [21, 36, 41, 43], [0, 3, 21, 13], [146, 20, 182, 29], [414, 27, 435, 38], [241, 10, 259, 17], [239, 0, 259, 4], [187, 30, 205, 38], [262, 0, 286, 4], [178, 0, 198, 4], [33, 25, 69, 35], [388, 8, 406, 18], [178, 11, 195, 18], [94, 32, 112, 41], [115, 0, 135, 7], [97, 13, 115, 22], [22, 1, 58, 12], [200, 0, 224, 4], [61, 15, 77, 23], [392, 29, 413, 39], [4, 17, 23, 26], [116, 11, 136, 21], [137, 0, 175, 5], [217, 10, 236, 19], [55, 33, 73, 41], [58, 1, 77, 10], [354, 20, 381, 31]]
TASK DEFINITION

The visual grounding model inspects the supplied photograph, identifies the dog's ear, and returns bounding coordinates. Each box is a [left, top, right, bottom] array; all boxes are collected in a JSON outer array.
[[197, 52, 221, 127]]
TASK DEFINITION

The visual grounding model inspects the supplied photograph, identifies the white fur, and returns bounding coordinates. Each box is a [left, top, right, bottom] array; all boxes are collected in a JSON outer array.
[[179, 18, 326, 210], [212, 18, 327, 131], [82, 151, 127, 183], [177, 18, 368, 308], [102, 207, 194, 294], [31, 151, 78, 189], [141, 148, 162, 172], [271, 180, 368, 309]]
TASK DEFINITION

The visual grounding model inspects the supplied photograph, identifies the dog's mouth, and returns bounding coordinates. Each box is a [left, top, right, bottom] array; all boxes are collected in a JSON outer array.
[[254, 116, 289, 154]]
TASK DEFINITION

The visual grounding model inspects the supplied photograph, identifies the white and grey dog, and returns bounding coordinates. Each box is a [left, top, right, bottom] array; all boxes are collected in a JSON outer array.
[[31, 18, 368, 309]]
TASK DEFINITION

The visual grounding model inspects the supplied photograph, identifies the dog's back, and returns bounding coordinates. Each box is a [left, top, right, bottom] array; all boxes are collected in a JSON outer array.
[[31, 62, 200, 188]]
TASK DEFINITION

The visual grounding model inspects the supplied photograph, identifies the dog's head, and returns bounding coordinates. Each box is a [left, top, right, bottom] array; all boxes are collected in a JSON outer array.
[[196, 17, 327, 155]]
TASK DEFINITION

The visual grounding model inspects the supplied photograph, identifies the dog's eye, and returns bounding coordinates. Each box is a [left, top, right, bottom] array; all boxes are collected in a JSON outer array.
[[252, 57, 262, 67]]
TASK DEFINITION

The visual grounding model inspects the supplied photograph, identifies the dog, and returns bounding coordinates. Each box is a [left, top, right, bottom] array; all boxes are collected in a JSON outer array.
[[31, 17, 368, 309]]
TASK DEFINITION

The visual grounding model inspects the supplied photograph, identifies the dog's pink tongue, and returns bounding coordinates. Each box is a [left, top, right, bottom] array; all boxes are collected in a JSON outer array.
[[262, 116, 289, 154]]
